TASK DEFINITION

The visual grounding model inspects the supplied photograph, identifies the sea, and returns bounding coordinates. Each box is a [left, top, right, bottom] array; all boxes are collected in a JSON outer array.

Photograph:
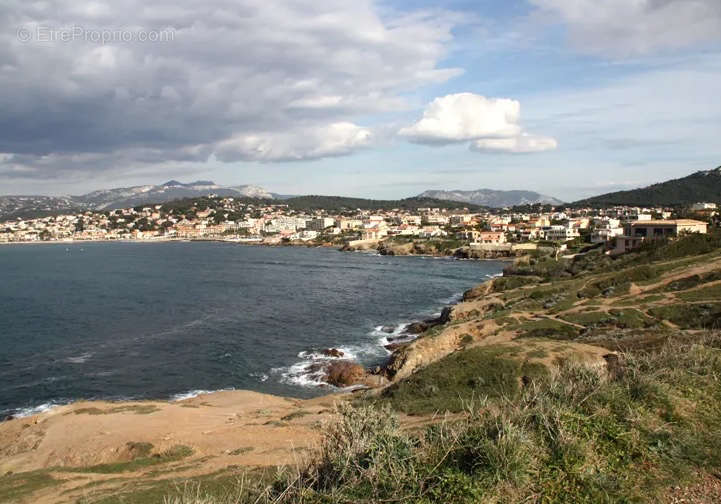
[[0, 241, 504, 417]]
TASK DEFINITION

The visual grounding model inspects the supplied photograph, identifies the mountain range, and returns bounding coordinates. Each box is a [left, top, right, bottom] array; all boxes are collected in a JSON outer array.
[[418, 189, 563, 208], [4, 165, 720, 220], [572, 166, 721, 207], [0, 181, 283, 220]]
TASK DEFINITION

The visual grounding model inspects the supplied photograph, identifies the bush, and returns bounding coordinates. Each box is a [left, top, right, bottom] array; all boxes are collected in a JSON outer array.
[[516, 319, 580, 340], [649, 303, 721, 329], [377, 345, 547, 415], [159, 334, 721, 504]]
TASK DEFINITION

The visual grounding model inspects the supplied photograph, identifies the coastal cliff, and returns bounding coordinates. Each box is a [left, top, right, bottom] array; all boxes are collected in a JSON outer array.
[[4, 234, 721, 503]]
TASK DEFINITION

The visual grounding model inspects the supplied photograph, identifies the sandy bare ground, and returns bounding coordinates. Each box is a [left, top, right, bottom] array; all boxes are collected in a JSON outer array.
[[0, 390, 345, 503]]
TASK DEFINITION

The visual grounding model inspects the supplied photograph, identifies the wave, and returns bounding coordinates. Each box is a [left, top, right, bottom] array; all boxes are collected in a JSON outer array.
[[249, 372, 269, 382], [5, 400, 68, 419], [64, 352, 93, 364], [438, 292, 464, 305], [170, 388, 235, 401]]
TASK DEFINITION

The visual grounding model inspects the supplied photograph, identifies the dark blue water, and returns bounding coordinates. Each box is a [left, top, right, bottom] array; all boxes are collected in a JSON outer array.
[[0, 242, 503, 416]]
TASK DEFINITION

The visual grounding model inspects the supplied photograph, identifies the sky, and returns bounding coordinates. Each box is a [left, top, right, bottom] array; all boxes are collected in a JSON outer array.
[[1, 0, 720, 200]]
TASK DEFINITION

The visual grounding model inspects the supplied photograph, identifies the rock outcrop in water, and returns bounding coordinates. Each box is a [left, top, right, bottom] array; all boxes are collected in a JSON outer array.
[[322, 361, 367, 387], [321, 348, 345, 358], [404, 307, 452, 334]]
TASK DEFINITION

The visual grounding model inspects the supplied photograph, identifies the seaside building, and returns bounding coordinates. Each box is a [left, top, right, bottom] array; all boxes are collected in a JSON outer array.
[[612, 219, 708, 255]]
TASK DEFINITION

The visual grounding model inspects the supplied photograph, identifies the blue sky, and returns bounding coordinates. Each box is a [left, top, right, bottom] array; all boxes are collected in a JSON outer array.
[[1, 0, 720, 200]]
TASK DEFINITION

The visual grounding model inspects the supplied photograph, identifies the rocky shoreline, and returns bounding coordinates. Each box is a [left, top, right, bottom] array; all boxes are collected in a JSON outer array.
[[296, 305, 456, 390]]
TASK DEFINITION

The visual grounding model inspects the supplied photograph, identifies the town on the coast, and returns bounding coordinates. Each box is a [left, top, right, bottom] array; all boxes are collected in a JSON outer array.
[[0, 195, 712, 256]]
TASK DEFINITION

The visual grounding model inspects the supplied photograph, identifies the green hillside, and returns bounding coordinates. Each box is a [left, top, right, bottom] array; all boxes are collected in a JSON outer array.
[[283, 195, 484, 211], [573, 165, 721, 207]]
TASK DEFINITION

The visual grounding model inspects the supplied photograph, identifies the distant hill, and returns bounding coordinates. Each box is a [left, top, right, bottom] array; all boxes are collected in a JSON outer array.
[[0, 181, 277, 220], [282, 195, 484, 212], [573, 166, 721, 207], [76, 180, 275, 209], [0, 183, 484, 221], [418, 189, 562, 208]]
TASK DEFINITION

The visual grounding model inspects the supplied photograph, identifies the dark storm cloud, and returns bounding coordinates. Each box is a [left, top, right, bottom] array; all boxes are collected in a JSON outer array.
[[0, 0, 461, 178]]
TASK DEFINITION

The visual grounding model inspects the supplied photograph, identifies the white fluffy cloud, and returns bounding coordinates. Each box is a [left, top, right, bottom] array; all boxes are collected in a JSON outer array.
[[530, 0, 721, 56], [471, 133, 558, 153], [399, 93, 522, 144], [215, 123, 372, 162], [0, 0, 461, 178], [400, 93, 556, 154]]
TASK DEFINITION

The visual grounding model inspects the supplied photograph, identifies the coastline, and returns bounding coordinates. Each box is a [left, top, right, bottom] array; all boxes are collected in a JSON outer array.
[[0, 237, 517, 261], [0, 279, 489, 421], [0, 256, 623, 503], [0, 246, 506, 421]]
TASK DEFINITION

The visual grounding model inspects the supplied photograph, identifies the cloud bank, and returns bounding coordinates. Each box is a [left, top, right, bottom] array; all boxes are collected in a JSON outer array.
[[530, 0, 721, 56], [0, 0, 461, 178], [471, 133, 558, 154], [400, 93, 557, 154]]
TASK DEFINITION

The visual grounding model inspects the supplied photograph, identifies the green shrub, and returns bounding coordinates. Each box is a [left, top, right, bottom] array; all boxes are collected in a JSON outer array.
[[649, 303, 721, 329], [677, 283, 721, 302], [158, 333, 721, 504], [377, 345, 547, 414], [516, 319, 580, 340], [490, 276, 538, 293]]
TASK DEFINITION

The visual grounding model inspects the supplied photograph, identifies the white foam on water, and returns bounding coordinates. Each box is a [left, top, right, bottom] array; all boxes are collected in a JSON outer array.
[[170, 388, 235, 401], [274, 361, 328, 388], [270, 280, 498, 390], [64, 352, 92, 364], [11, 401, 65, 418], [297, 347, 358, 361], [249, 372, 269, 382], [439, 292, 464, 305]]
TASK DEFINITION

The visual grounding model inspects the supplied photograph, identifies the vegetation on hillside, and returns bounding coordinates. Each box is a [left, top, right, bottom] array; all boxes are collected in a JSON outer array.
[[572, 165, 721, 207], [111, 334, 719, 504], [153, 234, 721, 502], [5, 233, 721, 503], [281, 195, 485, 212]]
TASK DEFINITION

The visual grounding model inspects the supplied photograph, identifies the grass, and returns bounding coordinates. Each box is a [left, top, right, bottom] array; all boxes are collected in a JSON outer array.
[[489, 276, 539, 293], [611, 294, 665, 306], [560, 310, 617, 327], [159, 332, 721, 504], [73, 404, 159, 415], [513, 319, 580, 340], [20, 234, 721, 503], [280, 410, 311, 422], [83, 468, 261, 504], [649, 303, 721, 329], [561, 309, 657, 330], [525, 348, 549, 359], [0, 469, 59, 502], [68, 444, 194, 474], [229, 447, 254, 456], [374, 345, 548, 415], [677, 283, 721, 302]]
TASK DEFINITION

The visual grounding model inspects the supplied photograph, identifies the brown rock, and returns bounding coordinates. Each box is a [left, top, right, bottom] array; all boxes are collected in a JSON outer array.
[[463, 283, 491, 301], [321, 348, 345, 358], [323, 361, 367, 387], [405, 322, 430, 334], [603, 353, 625, 380]]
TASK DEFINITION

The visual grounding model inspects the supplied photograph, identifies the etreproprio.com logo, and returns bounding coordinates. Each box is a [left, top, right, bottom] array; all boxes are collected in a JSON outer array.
[[16, 25, 175, 44]]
